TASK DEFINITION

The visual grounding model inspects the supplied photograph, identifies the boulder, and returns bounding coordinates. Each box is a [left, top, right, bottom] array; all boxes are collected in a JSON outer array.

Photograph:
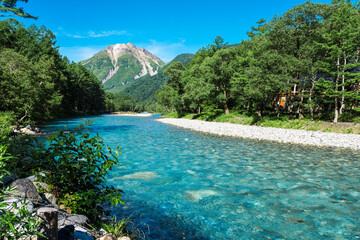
[[9, 179, 44, 206], [34, 182, 50, 192], [37, 207, 58, 240], [65, 215, 90, 227], [58, 210, 89, 228], [20, 128, 37, 135], [42, 193, 57, 205], [118, 237, 131, 240], [18, 125, 41, 135], [26, 175, 38, 182]]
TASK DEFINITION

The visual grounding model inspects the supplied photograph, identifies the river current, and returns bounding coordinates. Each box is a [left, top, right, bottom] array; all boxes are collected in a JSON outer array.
[[44, 114, 360, 240]]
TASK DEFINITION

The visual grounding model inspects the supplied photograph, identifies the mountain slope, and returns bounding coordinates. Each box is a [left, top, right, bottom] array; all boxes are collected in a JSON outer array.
[[80, 43, 165, 93], [122, 53, 194, 103]]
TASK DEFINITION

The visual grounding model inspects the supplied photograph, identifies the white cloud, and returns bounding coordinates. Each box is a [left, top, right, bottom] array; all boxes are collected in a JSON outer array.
[[88, 30, 128, 38], [59, 46, 106, 62], [58, 28, 129, 39], [140, 39, 199, 63]]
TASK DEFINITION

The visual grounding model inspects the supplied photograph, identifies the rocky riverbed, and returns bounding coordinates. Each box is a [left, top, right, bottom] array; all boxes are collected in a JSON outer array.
[[157, 118, 360, 150]]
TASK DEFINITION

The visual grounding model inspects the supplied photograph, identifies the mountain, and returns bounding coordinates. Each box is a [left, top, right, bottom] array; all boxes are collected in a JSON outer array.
[[80, 43, 165, 93], [122, 53, 194, 103]]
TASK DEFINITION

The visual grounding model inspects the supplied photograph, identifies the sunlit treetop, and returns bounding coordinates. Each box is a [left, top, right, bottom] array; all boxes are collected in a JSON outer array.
[[0, 0, 37, 19]]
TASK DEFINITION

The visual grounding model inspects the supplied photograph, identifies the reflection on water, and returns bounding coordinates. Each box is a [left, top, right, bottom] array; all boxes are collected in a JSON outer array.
[[46, 115, 360, 240]]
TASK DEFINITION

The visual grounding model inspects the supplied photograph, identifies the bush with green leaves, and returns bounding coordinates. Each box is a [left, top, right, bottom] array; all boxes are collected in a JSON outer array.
[[34, 124, 124, 226], [0, 111, 15, 145]]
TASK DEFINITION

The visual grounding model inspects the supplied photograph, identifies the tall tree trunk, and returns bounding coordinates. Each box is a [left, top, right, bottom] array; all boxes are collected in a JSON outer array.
[[224, 101, 230, 115], [354, 48, 360, 108], [297, 90, 304, 119], [309, 72, 316, 118], [333, 57, 340, 123], [339, 52, 347, 115], [223, 89, 230, 115]]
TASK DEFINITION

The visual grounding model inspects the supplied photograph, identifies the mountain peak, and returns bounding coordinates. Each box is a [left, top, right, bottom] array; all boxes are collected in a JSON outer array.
[[127, 42, 136, 48], [81, 43, 165, 92]]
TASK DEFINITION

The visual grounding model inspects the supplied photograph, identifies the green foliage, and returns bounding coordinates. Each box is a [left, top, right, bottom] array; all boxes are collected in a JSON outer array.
[[0, 199, 43, 239], [33, 122, 124, 226], [0, 0, 37, 19], [117, 54, 194, 107], [0, 111, 15, 145], [0, 144, 11, 184], [162, 112, 181, 118], [155, 2, 360, 124], [80, 51, 113, 81], [106, 93, 136, 112], [101, 216, 131, 238], [0, 20, 107, 123]]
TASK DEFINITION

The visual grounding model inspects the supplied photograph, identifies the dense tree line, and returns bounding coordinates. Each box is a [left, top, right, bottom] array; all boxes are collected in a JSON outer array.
[[0, 19, 106, 124], [105, 92, 138, 112], [156, 0, 360, 123]]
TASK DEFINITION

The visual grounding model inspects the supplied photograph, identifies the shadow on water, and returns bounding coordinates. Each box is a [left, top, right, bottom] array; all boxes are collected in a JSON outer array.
[[109, 200, 210, 240]]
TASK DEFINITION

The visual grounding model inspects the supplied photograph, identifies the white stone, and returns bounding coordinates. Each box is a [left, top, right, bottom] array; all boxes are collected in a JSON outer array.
[[43, 193, 57, 205], [117, 237, 131, 240], [157, 118, 360, 150]]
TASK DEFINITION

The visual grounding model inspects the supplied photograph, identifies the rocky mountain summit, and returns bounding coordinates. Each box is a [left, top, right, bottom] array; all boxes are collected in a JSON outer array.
[[81, 43, 165, 93]]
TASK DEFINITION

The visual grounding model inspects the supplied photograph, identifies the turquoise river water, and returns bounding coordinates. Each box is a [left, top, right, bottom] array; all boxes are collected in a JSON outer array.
[[44, 114, 360, 240]]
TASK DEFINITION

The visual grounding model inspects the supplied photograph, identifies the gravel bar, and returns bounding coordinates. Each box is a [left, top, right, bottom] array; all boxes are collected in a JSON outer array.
[[157, 118, 360, 150]]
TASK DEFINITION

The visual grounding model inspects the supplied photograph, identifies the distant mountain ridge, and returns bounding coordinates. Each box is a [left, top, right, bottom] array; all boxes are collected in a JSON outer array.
[[80, 43, 165, 92], [122, 53, 194, 103]]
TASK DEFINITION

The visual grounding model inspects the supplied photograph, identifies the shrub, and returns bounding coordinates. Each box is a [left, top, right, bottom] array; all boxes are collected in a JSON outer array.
[[34, 122, 124, 226], [0, 111, 15, 145]]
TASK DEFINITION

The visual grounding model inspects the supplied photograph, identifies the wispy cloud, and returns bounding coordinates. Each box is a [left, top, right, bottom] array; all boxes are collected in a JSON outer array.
[[59, 46, 107, 62], [58, 28, 130, 39], [141, 39, 199, 63]]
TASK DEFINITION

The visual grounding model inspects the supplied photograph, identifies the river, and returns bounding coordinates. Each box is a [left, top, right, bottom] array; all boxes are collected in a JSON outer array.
[[44, 114, 360, 239]]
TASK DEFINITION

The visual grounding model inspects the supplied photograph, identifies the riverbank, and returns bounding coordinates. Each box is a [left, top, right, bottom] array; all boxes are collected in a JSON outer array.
[[157, 118, 360, 150]]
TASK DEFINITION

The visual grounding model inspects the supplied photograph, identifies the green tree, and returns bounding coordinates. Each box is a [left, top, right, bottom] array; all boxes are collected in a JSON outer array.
[[200, 47, 240, 114], [316, 0, 360, 122], [162, 62, 186, 112]]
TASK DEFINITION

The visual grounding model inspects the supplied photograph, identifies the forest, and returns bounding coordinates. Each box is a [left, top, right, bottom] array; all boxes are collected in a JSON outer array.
[[0, 19, 107, 124], [156, 0, 360, 123]]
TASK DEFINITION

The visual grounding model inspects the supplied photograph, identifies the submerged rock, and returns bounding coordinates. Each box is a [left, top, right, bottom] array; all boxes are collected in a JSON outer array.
[[118, 171, 158, 180], [185, 189, 219, 202]]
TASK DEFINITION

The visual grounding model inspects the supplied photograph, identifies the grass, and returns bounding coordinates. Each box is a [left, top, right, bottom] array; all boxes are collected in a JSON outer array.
[[101, 216, 147, 239]]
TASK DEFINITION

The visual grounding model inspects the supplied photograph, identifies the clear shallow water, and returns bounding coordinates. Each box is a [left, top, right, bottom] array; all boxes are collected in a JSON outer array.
[[44, 115, 360, 240]]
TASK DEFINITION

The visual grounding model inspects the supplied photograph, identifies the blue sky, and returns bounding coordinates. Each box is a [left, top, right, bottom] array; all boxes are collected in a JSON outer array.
[[17, 0, 331, 62]]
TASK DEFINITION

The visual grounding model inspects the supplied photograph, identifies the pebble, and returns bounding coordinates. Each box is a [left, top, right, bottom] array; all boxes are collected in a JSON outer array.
[[157, 118, 360, 150]]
